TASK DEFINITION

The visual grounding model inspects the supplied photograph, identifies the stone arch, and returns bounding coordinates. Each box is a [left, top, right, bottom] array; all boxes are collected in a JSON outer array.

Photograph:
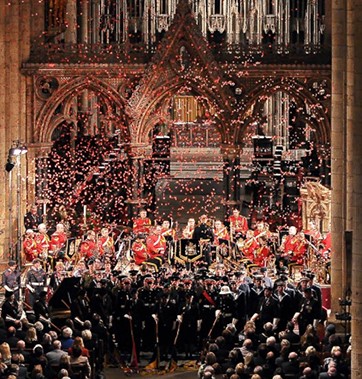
[[133, 78, 227, 144], [235, 79, 330, 146], [35, 77, 130, 143]]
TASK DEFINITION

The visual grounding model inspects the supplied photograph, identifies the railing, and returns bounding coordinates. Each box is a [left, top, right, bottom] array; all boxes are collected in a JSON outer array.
[[27, 41, 331, 65]]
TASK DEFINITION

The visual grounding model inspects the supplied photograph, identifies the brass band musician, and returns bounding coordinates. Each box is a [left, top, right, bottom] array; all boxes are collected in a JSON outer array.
[[49, 223, 68, 259], [161, 219, 176, 241], [23, 229, 39, 262], [133, 209, 152, 235], [131, 234, 149, 266], [238, 230, 260, 262], [79, 230, 98, 260], [98, 227, 115, 259], [35, 223, 50, 260], [228, 208, 248, 239], [213, 220, 230, 245], [145, 225, 167, 272]]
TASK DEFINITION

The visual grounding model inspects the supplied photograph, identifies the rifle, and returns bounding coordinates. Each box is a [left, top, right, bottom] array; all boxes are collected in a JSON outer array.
[[165, 316, 182, 373], [208, 310, 221, 339], [145, 314, 160, 371], [124, 314, 138, 371]]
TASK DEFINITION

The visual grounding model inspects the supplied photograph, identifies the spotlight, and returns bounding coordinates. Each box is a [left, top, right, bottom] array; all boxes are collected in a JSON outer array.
[[5, 160, 15, 172], [9, 146, 28, 156]]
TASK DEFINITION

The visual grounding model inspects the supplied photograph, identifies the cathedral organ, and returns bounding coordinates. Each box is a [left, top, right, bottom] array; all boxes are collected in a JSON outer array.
[[44, 0, 326, 52]]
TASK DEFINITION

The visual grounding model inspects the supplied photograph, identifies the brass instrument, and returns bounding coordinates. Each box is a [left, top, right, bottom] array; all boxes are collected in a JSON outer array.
[[236, 238, 245, 250]]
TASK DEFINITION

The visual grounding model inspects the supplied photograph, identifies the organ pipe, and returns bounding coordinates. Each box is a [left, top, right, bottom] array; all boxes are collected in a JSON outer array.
[[66, 0, 325, 50]]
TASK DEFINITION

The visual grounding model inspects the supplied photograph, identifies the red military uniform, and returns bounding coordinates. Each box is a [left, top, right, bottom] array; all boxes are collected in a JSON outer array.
[[146, 234, 166, 259], [23, 236, 38, 262], [79, 239, 98, 259], [282, 235, 299, 258], [292, 237, 308, 264], [35, 232, 50, 258], [161, 227, 176, 240], [254, 244, 270, 267], [213, 226, 230, 245], [132, 240, 149, 265], [240, 238, 259, 261], [98, 236, 115, 257], [50, 231, 67, 254], [229, 215, 248, 235], [133, 217, 152, 235]]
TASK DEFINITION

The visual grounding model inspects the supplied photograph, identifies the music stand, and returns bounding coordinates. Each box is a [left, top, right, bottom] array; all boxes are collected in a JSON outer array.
[[65, 237, 81, 261], [217, 238, 231, 261], [175, 239, 202, 265]]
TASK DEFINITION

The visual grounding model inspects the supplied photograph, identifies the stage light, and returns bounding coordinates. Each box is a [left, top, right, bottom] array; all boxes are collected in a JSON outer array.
[[9, 145, 28, 156], [5, 160, 15, 172]]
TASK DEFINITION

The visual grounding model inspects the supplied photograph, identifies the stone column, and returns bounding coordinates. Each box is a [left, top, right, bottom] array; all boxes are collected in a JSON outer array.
[[347, 0, 362, 376], [330, 0, 347, 315], [0, 1, 31, 265], [80, 0, 89, 43], [65, 0, 77, 43], [30, 1, 45, 44]]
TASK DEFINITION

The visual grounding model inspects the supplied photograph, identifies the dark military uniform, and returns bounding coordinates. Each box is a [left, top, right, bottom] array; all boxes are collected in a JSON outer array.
[[2, 265, 21, 300], [198, 282, 218, 343], [214, 288, 237, 337], [193, 222, 214, 266], [177, 294, 199, 358], [255, 290, 279, 332], [274, 290, 294, 331], [33, 293, 50, 330], [71, 289, 91, 321], [248, 280, 265, 318], [112, 281, 135, 360], [235, 286, 248, 331], [297, 289, 321, 335], [26, 264, 47, 307], [137, 279, 159, 352], [157, 293, 178, 359]]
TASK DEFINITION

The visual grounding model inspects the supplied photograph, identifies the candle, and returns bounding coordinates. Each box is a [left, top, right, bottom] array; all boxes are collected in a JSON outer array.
[[83, 205, 87, 224]]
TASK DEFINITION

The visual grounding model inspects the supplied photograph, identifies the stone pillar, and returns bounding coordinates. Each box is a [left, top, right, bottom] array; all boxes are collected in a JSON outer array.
[[30, 1, 45, 44], [0, 2, 31, 265], [80, 0, 89, 43], [347, 0, 362, 375], [331, 0, 347, 315], [65, 0, 77, 43]]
